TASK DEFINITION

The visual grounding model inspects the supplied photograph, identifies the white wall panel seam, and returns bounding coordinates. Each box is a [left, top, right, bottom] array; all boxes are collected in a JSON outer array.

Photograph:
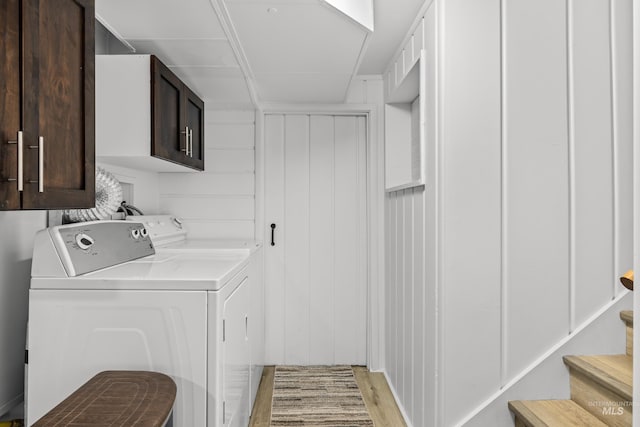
[[566, 0, 577, 333], [499, 0, 508, 388], [609, 0, 619, 300]]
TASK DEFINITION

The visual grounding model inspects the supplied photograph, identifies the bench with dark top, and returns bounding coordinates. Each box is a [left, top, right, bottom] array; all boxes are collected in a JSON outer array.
[[32, 371, 176, 427]]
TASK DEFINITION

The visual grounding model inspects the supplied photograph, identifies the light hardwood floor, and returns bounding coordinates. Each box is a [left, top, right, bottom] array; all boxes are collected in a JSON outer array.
[[249, 366, 407, 427]]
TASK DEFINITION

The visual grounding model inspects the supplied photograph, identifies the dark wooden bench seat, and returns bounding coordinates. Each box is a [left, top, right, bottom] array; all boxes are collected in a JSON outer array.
[[32, 371, 176, 427]]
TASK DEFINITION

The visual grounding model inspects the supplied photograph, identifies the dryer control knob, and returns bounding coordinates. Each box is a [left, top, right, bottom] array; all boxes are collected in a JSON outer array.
[[75, 233, 95, 250]]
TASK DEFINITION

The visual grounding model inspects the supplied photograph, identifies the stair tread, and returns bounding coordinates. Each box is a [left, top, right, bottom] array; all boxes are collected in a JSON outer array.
[[508, 400, 608, 427], [620, 310, 633, 325], [563, 354, 632, 401]]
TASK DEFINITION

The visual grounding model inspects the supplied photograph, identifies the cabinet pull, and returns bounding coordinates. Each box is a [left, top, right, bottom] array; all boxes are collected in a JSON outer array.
[[28, 136, 44, 192], [188, 128, 193, 158], [38, 136, 44, 192], [181, 126, 190, 156], [7, 131, 24, 191]]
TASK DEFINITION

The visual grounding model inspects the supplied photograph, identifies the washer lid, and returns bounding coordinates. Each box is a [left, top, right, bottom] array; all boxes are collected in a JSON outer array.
[[31, 252, 250, 291]]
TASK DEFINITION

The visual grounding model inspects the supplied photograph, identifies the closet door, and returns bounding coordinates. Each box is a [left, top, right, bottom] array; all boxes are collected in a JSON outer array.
[[264, 114, 367, 365]]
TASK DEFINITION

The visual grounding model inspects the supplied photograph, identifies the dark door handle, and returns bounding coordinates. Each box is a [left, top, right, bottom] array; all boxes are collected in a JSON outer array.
[[270, 223, 276, 246]]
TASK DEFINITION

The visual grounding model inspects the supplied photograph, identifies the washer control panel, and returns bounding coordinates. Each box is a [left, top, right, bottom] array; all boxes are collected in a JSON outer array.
[[49, 221, 155, 276], [126, 215, 188, 246]]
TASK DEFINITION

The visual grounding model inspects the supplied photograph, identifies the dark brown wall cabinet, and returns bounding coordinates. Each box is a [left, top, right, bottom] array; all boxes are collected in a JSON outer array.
[[96, 55, 204, 172], [151, 56, 205, 171], [0, 0, 95, 210]]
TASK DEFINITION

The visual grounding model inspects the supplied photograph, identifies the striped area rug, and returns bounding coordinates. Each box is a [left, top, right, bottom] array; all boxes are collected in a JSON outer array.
[[270, 365, 374, 426]]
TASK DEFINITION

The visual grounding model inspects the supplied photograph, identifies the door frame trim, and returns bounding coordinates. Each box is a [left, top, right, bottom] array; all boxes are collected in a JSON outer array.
[[255, 104, 385, 371], [632, 0, 639, 422]]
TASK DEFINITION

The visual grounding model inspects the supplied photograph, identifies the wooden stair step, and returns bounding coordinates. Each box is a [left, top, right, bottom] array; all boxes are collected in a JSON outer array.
[[563, 354, 632, 401], [620, 311, 633, 356], [508, 400, 608, 427], [620, 310, 632, 326], [564, 354, 632, 426]]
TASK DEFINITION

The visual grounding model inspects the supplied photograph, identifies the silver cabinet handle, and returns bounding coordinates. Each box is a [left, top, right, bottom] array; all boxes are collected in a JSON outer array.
[[38, 136, 44, 192], [28, 136, 44, 192], [181, 126, 189, 155], [189, 128, 193, 157], [7, 131, 24, 191], [17, 131, 23, 192]]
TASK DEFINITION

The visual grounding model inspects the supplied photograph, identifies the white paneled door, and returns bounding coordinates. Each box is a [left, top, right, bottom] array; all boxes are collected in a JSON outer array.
[[264, 114, 367, 365]]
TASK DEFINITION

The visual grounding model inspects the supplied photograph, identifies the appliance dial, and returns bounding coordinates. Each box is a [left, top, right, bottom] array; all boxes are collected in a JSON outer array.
[[140, 228, 149, 238], [131, 229, 140, 239], [75, 233, 95, 250]]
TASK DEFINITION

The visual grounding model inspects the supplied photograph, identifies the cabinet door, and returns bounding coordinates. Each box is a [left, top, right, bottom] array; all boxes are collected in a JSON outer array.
[[151, 56, 189, 166], [183, 86, 205, 171], [22, 0, 95, 210], [0, 0, 21, 210]]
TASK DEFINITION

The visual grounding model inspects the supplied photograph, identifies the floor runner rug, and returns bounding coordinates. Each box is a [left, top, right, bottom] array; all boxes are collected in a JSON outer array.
[[270, 365, 374, 426]]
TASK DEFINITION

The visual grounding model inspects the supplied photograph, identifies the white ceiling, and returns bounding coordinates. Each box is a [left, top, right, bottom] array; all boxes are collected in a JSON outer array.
[[95, 0, 425, 107]]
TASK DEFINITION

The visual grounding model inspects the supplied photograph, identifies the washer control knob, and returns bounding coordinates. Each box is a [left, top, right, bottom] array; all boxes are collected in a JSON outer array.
[[131, 229, 141, 239], [140, 228, 149, 238], [172, 217, 183, 229], [75, 233, 95, 250]]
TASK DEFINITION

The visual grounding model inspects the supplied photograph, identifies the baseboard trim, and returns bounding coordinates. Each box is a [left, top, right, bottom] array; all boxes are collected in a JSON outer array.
[[456, 290, 631, 426], [380, 370, 414, 427]]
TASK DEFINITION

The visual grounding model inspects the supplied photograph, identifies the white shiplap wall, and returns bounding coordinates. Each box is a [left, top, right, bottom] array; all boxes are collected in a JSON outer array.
[[159, 110, 256, 239], [383, 0, 633, 426]]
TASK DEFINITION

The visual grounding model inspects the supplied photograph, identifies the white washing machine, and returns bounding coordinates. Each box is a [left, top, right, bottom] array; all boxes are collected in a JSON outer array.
[[27, 220, 253, 427], [126, 215, 265, 425]]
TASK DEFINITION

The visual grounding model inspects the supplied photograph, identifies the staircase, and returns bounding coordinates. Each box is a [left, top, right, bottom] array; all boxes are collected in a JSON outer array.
[[509, 310, 633, 426]]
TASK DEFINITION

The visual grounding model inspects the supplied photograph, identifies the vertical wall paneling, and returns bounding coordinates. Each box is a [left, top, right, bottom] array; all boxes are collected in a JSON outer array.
[[382, 0, 633, 423], [503, 0, 570, 381], [264, 115, 286, 364], [424, 5, 438, 425], [386, 190, 398, 386], [412, 188, 425, 427], [334, 116, 367, 364], [499, 0, 508, 387], [264, 114, 367, 365], [309, 116, 335, 364], [570, 0, 615, 326], [611, 0, 634, 296], [283, 115, 311, 365], [396, 191, 404, 402], [441, 0, 502, 423], [382, 4, 438, 425], [402, 189, 413, 414]]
